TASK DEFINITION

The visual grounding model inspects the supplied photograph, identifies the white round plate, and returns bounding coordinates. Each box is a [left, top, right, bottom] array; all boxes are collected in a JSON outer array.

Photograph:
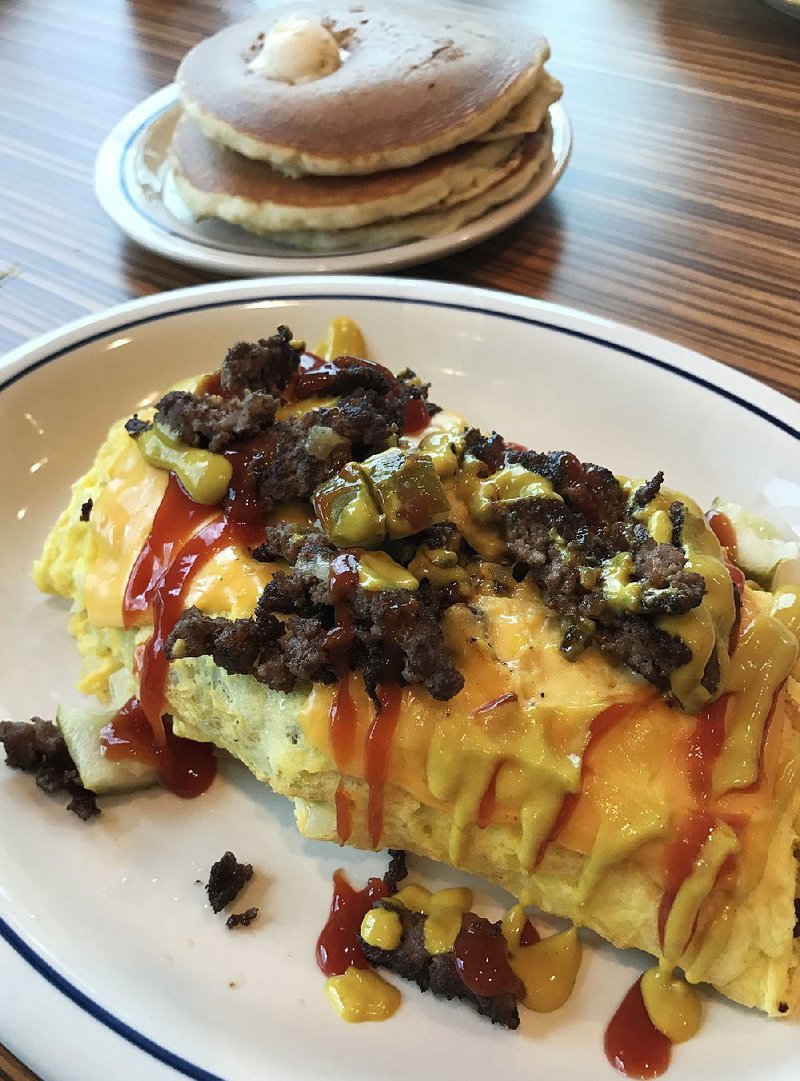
[[94, 85, 572, 276], [1, 277, 798, 1081]]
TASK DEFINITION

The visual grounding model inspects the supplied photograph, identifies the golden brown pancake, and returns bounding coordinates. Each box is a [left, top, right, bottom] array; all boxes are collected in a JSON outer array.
[[177, 3, 550, 176], [235, 130, 552, 251], [170, 112, 535, 233]]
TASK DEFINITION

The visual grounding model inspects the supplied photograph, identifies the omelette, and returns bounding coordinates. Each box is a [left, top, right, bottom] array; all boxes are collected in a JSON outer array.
[[28, 319, 800, 1039]]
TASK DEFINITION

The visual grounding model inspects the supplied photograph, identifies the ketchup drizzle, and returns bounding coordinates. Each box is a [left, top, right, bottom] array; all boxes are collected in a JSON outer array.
[[476, 762, 502, 830], [123, 475, 209, 628], [657, 810, 715, 950], [686, 694, 730, 802], [535, 699, 644, 867], [101, 699, 216, 798], [364, 682, 403, 849], [604, 976, 671, 1079], [316, 869, 388, 977], [453, 917, 523, 998], [403, 397, 430, 435]]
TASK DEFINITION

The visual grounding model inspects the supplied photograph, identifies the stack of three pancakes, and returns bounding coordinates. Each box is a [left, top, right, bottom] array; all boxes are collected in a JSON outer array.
[[172, 3, 562, 252]]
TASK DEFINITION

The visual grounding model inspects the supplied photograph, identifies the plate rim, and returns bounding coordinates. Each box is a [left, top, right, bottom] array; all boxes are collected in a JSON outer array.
[[2, 276, 798, 438], [1, 275, 798, 1081], [93, 84, 573, 276]]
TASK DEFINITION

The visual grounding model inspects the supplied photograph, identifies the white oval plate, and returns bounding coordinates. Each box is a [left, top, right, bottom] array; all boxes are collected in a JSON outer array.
[[93, 85, 572, 276], [1, 277, 799, 1081]]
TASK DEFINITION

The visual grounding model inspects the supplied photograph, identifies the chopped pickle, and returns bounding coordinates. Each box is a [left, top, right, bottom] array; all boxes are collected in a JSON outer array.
[[469, 463, 561, 523], [408, 546, 471, 597], [315, 316, 369, 361], [313, 464, 386, 549], [135, 422, 232, 505], [418, 430, 465, 479], [362, 449, 450, 540], [358, 552, 418, 592]]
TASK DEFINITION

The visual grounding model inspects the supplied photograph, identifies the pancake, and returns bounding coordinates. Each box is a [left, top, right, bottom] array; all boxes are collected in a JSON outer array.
[[478, 71, 563, 143], [177, 3, 550, 176], [170, 114, 533, 233], [32, 325, 800, 1021], [247, 130, 552, 251]]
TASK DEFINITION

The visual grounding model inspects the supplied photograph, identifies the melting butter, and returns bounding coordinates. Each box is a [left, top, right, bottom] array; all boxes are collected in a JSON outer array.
[[641, 966, 701, 1044], [324, 968, 401, 1023]]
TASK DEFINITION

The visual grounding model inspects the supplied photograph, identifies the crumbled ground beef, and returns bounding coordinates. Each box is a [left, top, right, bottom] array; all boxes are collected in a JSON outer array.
[[206, 851, 253, 913], [168, 569, 463, 701], [497, 458, 713, 695], [125, 415, 150, 436], [464, 428, 506, 474], [383, 849, 408, 895], [226, 907, 259, 929], [0, 718, 99, 821], [79, 498, 93, 522], [361, 903, 521, 1029], [169, 519, 463, 701], [154, 388, 279, 453], [220, 326, 301, 398]]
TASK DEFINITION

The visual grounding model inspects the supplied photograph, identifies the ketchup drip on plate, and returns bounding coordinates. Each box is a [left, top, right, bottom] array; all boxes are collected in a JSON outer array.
[[364, 682, 403, 848], [605, 976, 671, 1079], [328, 553, 360, 844], [101, 698, 215, 798], [316, 869, 388, 976]]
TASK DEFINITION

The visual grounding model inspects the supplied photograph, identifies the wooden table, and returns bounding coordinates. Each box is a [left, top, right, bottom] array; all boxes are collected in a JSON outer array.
[[0, 0, 798, 1076], [1, 0, 799, 399]]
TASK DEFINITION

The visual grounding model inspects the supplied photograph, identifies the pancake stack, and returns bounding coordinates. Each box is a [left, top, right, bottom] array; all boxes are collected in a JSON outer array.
[[171, 3, 563, 251]]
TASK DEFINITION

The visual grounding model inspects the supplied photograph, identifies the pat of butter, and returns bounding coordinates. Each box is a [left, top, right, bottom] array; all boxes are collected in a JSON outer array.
[[249, 17, 342, 84]]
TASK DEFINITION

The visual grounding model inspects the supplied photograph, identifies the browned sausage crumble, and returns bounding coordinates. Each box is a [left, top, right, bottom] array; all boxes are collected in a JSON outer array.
[[0, 718, 99, 820], [206, 850, 253, 913], [360, 901, 522, 1029], [226, 907, 259, 929]]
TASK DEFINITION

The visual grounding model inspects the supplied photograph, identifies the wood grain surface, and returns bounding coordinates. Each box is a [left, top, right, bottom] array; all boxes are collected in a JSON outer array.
[[0, 0, 799, 399]]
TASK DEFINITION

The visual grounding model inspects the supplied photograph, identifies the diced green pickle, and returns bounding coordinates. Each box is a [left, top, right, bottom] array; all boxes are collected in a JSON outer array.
[[136, 423, 232, 505], [358, 552, 419, 592], [313, 464, 386, 549], [362, 449, 450, 539]]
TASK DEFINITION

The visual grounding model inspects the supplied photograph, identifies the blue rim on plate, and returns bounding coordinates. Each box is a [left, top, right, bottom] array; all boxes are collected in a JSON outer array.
[[1, 282, 797, 1081]]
